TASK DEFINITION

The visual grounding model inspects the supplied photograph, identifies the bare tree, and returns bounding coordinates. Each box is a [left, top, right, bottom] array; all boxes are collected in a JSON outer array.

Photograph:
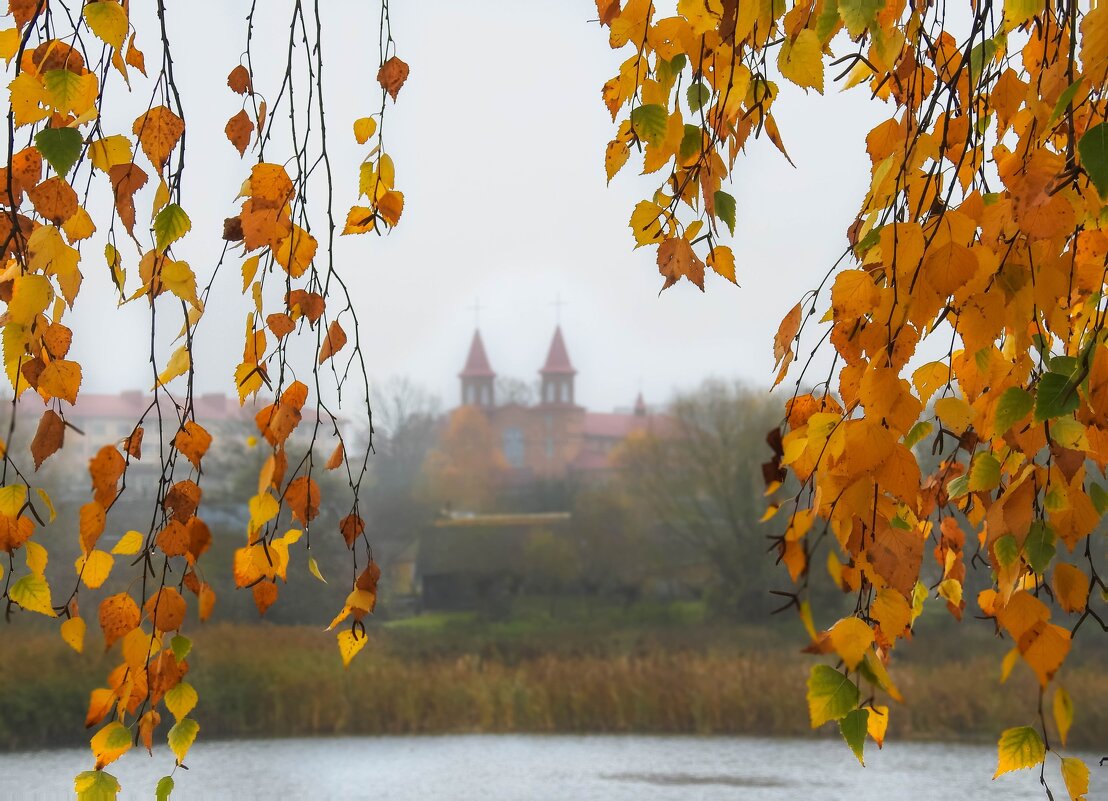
[[613, 379, 786, 617]]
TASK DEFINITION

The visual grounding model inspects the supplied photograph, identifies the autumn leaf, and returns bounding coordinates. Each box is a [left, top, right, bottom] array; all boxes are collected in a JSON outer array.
[[656, 237, 705, 290], [225, 109, 254, 156], [227, 64, 251, 94], [74, 770, 121, 801], [377, 56, 409, 100], [30, 409, 65, 470], [318, 320, 348, 364], [285, 475, 320, 524], [167, 718, 199, 764], [10, 572, 55, 616], [99, 592, 140, 649], [993, 726, 1045, 778], [337, 628, 368, 668], [61, 616, 86, 653], [83, 1, 129, 50], [34, 127, 83, 177], [132, 105, 184, 172], [90, 721, 132, 769], [807, 665, 859, 728]]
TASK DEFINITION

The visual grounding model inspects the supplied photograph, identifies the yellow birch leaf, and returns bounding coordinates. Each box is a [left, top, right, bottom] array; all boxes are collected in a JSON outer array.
[[61, 616, 86, 653], [866, 705, 889, 747], [1060, 757, 1089, 801], [778, 29, 824, 92], [25, 539, 47, 576], [10, 572, 55, 616], [167, 718, 199, 764], [308, 556, 327, 583], [88, 135, 133, 173], [90, 721, 132, 769], [164, 681, 198, 722], [1052, 686, 1073, 747], [111, 530, 144, 555], [353, 116, 376, 144], [337, 628, 367, 668], [828, 617, 874, 670], [993, 726, 1045, 778], [75, 550, 114, 589], [83, 0, 129, 50], [156, 346, 190, 387]]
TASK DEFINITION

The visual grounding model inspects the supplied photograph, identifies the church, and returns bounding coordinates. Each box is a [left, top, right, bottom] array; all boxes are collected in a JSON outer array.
[[456, 325, 661, 480]]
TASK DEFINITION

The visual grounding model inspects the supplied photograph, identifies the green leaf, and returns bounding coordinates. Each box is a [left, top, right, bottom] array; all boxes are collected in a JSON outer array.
[[687, 82, 710, 112], [308, 556, 327, 583], [74, 770, 120, 801], [1091, 483, 1108, 515], [994, 387, 1033, 434], [154, 204, 191, 252], [903, 420, 932, 449], [1049, 78, 1084, 127], [714, 190, 736, 235], [806, 664, 860, 728], [967, 452, 1001, 492], [1049, 354, 1079, 376], [1079, 121, 1108, 199], [838, 0, 883, 38], [994, 534, 1019, 568], [1034, 372, 1080, 422], [993, 726, 1045, 779], [1023, 521, 1055, 575], [10, 572, 56, 617], [839, 708, 868, 765], [35, 127, 83, 178], [679, 125, 701, 162], [156, 776, 175, 801], [946, 474, 970, 500], [629, 104, 667, 146], [170, 634, 192, 663], [167, 717, 199, 764], [815, 0, 840, 41]]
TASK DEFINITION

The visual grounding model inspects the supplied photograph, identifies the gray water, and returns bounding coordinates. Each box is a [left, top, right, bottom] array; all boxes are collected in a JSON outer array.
[[0, 734, 1101, 800]]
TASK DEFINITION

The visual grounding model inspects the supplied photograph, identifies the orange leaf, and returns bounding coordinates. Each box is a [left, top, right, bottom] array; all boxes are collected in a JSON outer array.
[[227, 64, 251, 94], [98, 592, 140, 649], [132, 105, 184, 172], [144, 587, 186, 632], [225, 109, 254, 157], [30, 409, 65, 469], [377, 56, 409, 100], [173, 421, 212, 468], [285, 476, 320, 524], [318, 320, 348, 364]]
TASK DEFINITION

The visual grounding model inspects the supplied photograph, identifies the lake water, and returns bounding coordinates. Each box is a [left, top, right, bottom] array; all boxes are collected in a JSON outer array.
[[0, 734, 1101, 800]]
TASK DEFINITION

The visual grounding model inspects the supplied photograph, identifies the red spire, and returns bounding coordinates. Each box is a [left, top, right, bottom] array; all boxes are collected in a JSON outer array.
[[459, 330, 495, 378], [540, 326, 575, 375]]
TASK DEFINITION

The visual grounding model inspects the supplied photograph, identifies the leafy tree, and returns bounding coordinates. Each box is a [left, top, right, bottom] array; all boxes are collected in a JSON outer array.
[[598, 0, 1106, 790], [420, 405, 507, 511], [0, 0, 1103, 796], [613, 379, 798, 618]]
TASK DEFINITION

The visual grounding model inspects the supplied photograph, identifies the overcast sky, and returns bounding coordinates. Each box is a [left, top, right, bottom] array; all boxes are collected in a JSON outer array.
[[61, 0, 888, 415]]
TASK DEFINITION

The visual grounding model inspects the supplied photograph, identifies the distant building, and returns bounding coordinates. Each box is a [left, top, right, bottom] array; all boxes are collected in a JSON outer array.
[[455, 325, 663, 480]]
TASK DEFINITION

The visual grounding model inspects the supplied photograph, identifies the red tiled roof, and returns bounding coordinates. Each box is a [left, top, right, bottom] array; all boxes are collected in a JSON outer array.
[[540, 326, 575, 375], [582, 412, 650, 439], [459, 330, 495, 378], [14, 390, 257, 422]]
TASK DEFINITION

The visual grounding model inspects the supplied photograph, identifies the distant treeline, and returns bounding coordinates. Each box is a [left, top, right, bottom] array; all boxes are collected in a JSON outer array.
[[2, 619, 1104, 752]]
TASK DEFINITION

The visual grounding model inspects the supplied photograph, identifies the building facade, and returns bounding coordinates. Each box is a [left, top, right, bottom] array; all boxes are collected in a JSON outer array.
[[456, 326, 661, 481]]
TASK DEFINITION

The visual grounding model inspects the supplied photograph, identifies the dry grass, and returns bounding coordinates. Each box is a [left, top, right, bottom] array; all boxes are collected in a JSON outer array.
[[2, 621, 1103, 752]]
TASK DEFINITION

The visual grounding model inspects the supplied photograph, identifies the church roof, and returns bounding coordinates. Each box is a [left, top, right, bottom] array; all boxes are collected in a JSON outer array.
[[540, 326, 576, 375], [459, 329, 495, 378]]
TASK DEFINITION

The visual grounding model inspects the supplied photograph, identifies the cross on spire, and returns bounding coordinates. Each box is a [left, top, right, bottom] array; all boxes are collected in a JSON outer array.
[[468, 298, 483, 328], [551, 294, 568, 324]]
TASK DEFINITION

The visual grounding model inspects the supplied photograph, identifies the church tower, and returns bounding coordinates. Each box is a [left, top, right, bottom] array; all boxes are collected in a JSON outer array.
[[539, 326, 576, 406], [459, 329, 496, 408]]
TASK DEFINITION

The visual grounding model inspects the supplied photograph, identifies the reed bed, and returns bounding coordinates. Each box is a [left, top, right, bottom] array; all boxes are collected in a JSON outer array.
[[1, 623, 1103, 751]]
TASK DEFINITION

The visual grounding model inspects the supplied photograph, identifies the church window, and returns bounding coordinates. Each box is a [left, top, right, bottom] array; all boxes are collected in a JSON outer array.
[[503, 427, 525, 467]]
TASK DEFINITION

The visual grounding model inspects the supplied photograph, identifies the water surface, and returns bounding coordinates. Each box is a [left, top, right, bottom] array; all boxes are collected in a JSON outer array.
[[0, 734, 1101, 800]]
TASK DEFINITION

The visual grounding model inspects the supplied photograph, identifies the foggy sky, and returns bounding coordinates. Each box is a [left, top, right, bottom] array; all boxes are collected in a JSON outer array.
[[59, 1, 887, 416]]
